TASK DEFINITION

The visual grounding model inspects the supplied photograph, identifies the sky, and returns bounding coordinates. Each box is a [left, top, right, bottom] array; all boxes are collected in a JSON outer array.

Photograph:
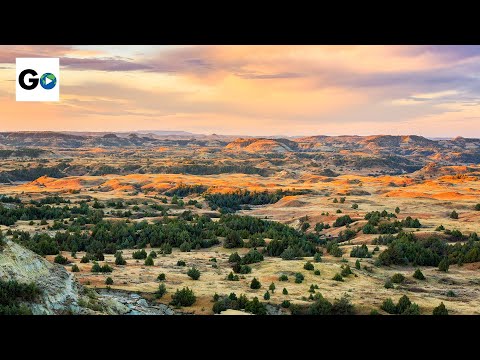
[[1, 45, 480, 137]]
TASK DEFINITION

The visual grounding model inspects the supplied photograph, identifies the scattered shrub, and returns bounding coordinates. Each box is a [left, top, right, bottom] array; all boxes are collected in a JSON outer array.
[[381, 298, 397, 314], [384, 279, 394, 289], [295, 273, 304, 284], [314, 269, 320, 275], [132, 249, 147, 260], [269, 283, 276, 293], [91, 263, 112, 273], [114, 252, 126, 265], [155, 283, 167, 299], [304, 261, 314, 271], [413, 269, 425, 280], [331, 296, 355, 315], [396, 295, 412, 314], [187, 267, 201, 280], [341, 265, 352, 277], [228, 252, 241, 263], [241, 249, 264, 264], [279, 274, 288, 281], [157, 273, 166, 281], [179, 241, 192, 252], [446, 290, 456, 297], [282, 288, 288, 295], [54, 254, 68, 265], [170, 287, 196, 307], [144, 256, 154, 266], [250, 277, 261, 289], [245, 297, 267, 315], [71, 264, 80, 272], [433, 302, 448, 315], [332, 273, 344, 282], [438, 257, 449, 272], [391, 273, 405, 284], [227, 272, 239, 281], [105, 277, 113, 285], [263, 291, 270, 300], [333, 215, 353, 227], [176, 260, 186, 266]]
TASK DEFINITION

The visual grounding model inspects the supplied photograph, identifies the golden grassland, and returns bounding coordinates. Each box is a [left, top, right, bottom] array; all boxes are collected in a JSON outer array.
[[45, 244, 480, 315]]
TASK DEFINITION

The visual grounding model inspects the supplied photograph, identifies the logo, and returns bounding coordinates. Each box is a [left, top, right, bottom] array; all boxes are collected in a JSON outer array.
[[40, 73, 57, 90], [16, 58, 59, 101]]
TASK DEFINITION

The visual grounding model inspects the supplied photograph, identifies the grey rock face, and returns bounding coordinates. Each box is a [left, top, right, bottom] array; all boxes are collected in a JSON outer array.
[[0, 240, 126, 315]]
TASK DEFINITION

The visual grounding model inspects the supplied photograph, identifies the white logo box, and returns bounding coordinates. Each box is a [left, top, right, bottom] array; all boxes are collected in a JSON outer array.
[[16, 58, 60, 102]]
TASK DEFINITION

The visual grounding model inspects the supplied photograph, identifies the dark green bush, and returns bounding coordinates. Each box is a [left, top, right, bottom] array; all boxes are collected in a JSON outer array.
[[295, 273, 304, 284], [384, 279, 394, 289], [333, 215, 353, 227], [187, 267, 201, 280], [170, 287, 196, 307], [341, 265, 352, 277], [54, 254, 68, 264], [413, 269, 425, 280], [438, 257, 449, 272], [245, 297, 267, 315], [381, 298, 397, 314], [155, 283, 167, 299], [304, 261, 314, 271], [132, 249, 147, 259], [250, 277, 261, 289], [432, 302, 448, 315], [332, 273, 344, 282], [391, 273, 405, 284], [228, 252, 241, 263]]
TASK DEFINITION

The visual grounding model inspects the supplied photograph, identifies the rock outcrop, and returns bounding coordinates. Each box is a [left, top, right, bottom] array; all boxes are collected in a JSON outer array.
[[0, 240, 126, 314]]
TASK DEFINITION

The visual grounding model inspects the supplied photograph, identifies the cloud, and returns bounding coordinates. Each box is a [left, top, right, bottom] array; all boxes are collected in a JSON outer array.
[[60, 57, 152, 71], [2, 45, 480, 136]]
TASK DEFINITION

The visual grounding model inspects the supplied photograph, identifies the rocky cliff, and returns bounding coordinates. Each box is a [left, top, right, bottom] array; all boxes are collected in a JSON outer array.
[[0, 240, 128, 314]]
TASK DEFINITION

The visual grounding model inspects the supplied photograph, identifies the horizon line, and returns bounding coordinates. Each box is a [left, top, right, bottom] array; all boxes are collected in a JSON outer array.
[[0, 130, 471, 140]]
